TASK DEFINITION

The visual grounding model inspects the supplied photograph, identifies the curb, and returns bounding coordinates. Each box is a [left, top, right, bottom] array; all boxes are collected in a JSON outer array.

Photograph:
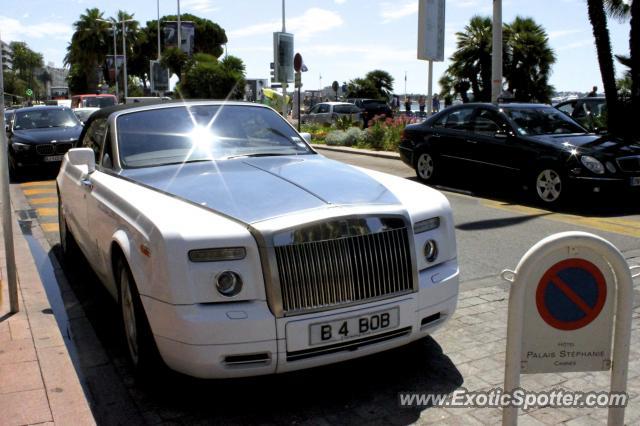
[[0, 185, 96, 425], [312, 144, 401, 160]]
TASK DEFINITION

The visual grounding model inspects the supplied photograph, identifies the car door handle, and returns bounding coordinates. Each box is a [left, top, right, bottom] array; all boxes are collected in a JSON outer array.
[[465, 139, 478, 144], [81, 178, 93, 191]]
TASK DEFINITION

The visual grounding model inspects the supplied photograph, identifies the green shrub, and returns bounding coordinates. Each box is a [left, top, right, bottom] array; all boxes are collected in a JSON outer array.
[[325, 128, 366, 147]]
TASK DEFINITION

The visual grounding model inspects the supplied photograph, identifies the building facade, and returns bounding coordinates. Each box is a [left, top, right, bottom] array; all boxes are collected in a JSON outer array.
[[1, 40, 13, 70]]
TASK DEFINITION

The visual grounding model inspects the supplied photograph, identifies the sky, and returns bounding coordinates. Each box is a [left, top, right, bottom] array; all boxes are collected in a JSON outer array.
[[0, 0, 633, 94]]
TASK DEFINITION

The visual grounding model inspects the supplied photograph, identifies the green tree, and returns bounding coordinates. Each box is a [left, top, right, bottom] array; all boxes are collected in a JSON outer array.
[[586, 0, 621, 133], [9, 42, 44, 93], [504, 17, 556, 103], [346, 78, 379, 99], [160, 47, 188, 78], [65, 8, 110, 92], [440, 16, 554, 103], [448, 16, 493, 101], [181, 55, 245, 100], [365, 70, 394, 99], [629, 0, 639, 132]]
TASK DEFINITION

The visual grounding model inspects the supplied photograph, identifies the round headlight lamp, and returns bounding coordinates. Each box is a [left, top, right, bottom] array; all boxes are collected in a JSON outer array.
[[424, 239, 438, 263], [215, 271, 243, 297]]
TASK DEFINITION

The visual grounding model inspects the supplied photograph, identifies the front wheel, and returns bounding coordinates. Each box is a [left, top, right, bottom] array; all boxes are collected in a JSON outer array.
[[118, 259, 163, 377], [415, 152, 437, 184], [533, 168, 565, 205]]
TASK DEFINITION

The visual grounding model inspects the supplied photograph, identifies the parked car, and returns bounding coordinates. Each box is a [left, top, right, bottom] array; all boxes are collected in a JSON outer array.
[[347, 98, 393, 126], [555, 97, 607, 133], [72, 107, 100, 125], [71, 94, 117, 109], [399, 103, 640, 205], [57, 101, 459, 378], [301, 102, 363, 126], [7, 106, 83, 176]]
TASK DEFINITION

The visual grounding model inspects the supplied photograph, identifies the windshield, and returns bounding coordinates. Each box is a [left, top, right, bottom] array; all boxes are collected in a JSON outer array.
[[82, 96, 116, 108], [117, 105, 313, 168], [74, 109, 97, 122], [503, 106, 587, 136], [13, 109, 80, 130]]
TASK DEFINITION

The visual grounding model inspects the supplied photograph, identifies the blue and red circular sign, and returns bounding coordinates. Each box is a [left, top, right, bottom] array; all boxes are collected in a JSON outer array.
[[536, 258, 607, 331]]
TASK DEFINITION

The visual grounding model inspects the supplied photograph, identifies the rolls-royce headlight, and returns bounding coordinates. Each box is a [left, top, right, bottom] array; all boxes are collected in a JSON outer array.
[[414, 217, 440, 234], [580, 156, 605, 175], [424, 239, 438, 263], [189, 247, 246, 262], [215, 271, 243, 297]]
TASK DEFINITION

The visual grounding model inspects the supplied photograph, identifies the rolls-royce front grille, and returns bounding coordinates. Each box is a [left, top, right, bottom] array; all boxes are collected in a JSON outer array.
[[35, 144, 54, 155], [617, 156, 640, 173], [275, 227, 413, 315], [55, 143, 73, 154]]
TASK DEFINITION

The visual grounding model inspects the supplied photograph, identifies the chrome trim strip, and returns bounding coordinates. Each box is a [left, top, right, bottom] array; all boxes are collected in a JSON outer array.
[[440, 154, 520, 171]]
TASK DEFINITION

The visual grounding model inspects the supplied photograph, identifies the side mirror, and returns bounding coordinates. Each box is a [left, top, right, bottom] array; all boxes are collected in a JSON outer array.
[[300, 132, 313, 144], [67, 148, 95, 174]]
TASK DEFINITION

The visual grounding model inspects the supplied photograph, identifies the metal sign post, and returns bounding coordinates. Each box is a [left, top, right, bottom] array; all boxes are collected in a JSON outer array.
[[417, 0, 445, 115], [501, 232, 634, 425], [0, 30, 19, 313]]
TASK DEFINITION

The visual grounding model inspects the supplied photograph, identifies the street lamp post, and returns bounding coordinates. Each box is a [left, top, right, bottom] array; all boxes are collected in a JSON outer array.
[[0, 29, 18, 313], [177, 0, 181, 54], [97, 19, 118, 100], [491, 0, 503, 103], [157, 0, 161, 60]]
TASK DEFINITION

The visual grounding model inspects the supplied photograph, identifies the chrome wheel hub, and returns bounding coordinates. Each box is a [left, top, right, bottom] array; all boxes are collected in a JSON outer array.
[[536, 169, 562, 202], [417, 153, 434, 180]]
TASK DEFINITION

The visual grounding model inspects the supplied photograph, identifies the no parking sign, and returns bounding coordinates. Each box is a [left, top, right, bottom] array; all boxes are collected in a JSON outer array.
[[501, 232, 635, 425]]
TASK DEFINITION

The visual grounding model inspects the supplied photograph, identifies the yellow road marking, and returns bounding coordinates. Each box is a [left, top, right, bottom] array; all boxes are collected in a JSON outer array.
[[40, 223, 59, 233], [20, 181, 56, 188], [29, 197, 58, 205], [23, 188, 56, 196], [36, 208, 58, 217], [482, 200, 640, 239]]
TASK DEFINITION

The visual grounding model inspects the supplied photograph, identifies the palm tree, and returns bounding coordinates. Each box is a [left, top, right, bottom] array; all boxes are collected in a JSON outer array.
[[630, 0, 639, 129], [112, 11, 141, 95], [65, 8, 110, 92], [449, 16, 493, 101], [504, 17, 556, 103], [365, 70, 394, 99], [586, 0, 620, 133]]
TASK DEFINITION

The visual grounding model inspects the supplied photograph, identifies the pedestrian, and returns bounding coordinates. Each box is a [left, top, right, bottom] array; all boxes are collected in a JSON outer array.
[[587, 86, 597, 97], [418, 96, 426, 114], [404, 97, 411, 115], [432, 94, 440, 113]]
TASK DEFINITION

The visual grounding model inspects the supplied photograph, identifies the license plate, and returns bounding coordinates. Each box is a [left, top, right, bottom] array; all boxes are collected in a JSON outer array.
[[309, 307, 400, 346], [44, 155, 63, 162], [631, 177, 640, 186]]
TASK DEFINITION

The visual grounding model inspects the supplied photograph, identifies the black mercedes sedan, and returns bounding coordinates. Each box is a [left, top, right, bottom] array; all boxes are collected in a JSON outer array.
[[399, 103, 640, 205], [7, 106, 83, 176]]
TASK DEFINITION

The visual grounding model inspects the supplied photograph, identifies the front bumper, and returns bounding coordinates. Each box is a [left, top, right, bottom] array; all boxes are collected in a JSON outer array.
[[143, 259, 459, 379], [568, 175, 640, 194]]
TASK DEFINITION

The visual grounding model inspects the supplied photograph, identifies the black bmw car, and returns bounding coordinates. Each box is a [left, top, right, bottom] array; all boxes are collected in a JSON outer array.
[[7, 106, 83, 176], [399, 103, 640, 205]]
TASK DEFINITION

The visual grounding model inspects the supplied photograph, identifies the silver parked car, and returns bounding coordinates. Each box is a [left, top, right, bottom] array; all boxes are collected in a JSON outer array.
[[301, 102, 363, 126]]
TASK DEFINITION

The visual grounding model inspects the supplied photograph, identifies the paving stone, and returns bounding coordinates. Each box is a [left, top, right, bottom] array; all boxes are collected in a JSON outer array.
[[0, 388, 52, 425], [0, 360, 43, 394], [0, 338, 37, 364]]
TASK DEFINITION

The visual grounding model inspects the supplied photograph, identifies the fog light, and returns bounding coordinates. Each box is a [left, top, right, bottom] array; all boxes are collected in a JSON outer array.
[[605, 161, 616, 173], [216, 271, 243, 297], [424, 240, 438, 263]]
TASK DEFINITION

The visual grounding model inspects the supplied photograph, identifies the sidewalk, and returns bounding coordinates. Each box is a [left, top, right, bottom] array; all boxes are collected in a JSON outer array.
[[0, 195, 94, 425], [312, 143, 400, 160]]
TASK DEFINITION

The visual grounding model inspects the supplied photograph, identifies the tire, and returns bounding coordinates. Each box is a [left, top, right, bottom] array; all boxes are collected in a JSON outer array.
[[415, 151, 437, 184], [58, 198, 81, 262], [532, 167, 565, 205], [117, 258, 163, 377]]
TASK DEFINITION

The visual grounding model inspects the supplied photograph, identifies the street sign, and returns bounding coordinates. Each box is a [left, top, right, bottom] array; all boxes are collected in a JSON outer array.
[[294, 53, 303, 73], [501, 232, 635, 425], [25, 88, 33, 97], [536, 259, 607, 331], [417, 0, 445, 62]]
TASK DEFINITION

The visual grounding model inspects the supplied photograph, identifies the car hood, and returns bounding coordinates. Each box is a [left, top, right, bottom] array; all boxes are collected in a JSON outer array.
[[527, 133, 640, 156], [12, 127, 82, 144], [120, 154, 400, 224]]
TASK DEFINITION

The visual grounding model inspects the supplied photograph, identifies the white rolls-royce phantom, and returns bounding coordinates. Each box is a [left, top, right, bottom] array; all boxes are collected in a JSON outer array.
[[56, 101, 459, 378]]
